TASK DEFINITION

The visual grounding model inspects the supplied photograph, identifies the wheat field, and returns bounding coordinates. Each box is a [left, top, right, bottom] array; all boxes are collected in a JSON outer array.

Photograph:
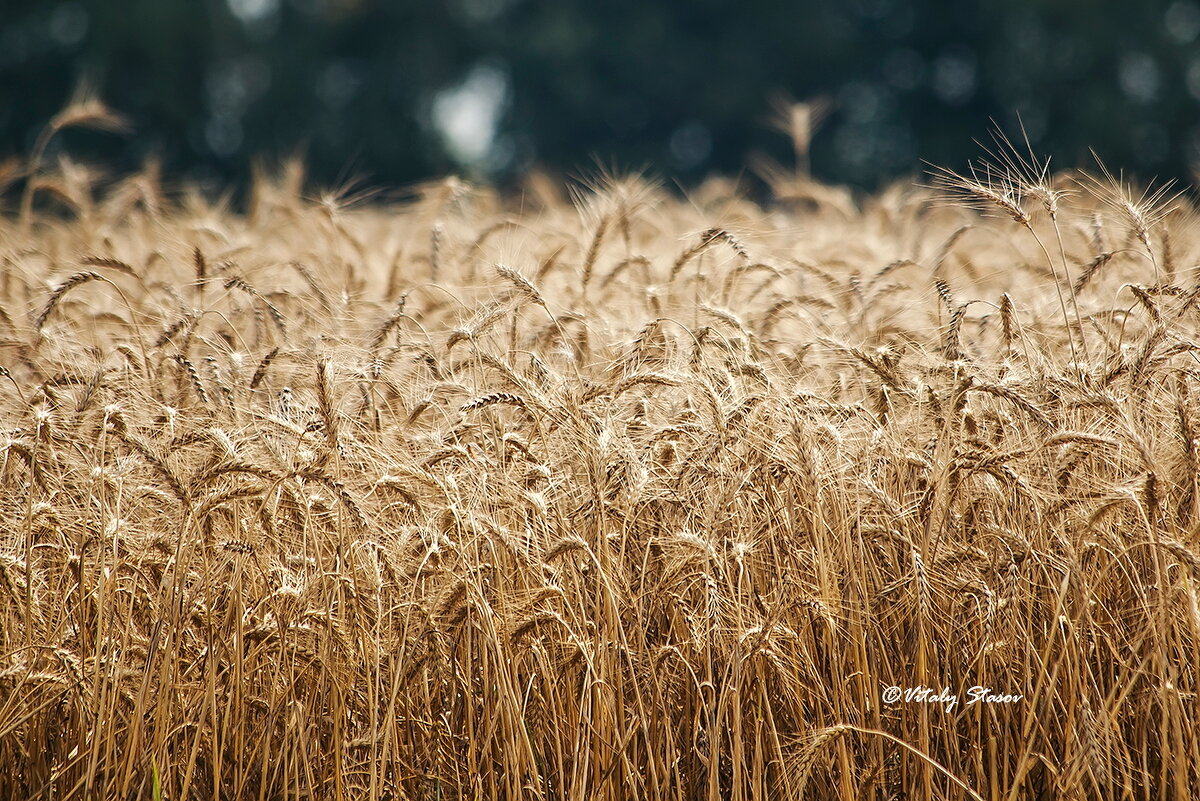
[[1, 130, 1199, 800]]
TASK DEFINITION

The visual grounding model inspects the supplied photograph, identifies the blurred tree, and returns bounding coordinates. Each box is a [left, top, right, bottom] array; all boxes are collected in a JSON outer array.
[[0, 0, 1196, 193]]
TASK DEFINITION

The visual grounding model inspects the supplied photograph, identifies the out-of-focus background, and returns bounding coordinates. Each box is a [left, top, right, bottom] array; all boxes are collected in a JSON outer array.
[[2, 0, 1198, 191]]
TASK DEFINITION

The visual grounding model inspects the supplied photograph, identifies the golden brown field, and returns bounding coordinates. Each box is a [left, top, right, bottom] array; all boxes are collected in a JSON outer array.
[[2, 130, 1199, 799]]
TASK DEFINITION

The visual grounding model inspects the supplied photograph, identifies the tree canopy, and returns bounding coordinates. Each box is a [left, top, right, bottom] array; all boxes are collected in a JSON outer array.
[[2, 0, 1197, 190]]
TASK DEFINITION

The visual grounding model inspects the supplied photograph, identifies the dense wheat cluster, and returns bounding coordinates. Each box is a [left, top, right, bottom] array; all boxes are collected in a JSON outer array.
[[2, 143, 1199, 800]]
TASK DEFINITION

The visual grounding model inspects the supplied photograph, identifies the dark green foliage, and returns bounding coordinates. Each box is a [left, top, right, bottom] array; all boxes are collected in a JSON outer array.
[[1, 0, 1196, 189]]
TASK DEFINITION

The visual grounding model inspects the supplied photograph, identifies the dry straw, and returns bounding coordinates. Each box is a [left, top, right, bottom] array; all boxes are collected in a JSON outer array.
[[1, 119, 1198, 801]]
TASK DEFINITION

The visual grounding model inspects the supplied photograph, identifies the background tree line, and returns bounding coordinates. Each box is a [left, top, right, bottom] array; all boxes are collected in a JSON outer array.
[[2, 0, 1198, 192]]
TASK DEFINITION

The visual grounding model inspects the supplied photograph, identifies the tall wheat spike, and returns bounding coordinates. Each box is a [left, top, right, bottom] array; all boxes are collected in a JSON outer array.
[[0, 128, 1198, 801]]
